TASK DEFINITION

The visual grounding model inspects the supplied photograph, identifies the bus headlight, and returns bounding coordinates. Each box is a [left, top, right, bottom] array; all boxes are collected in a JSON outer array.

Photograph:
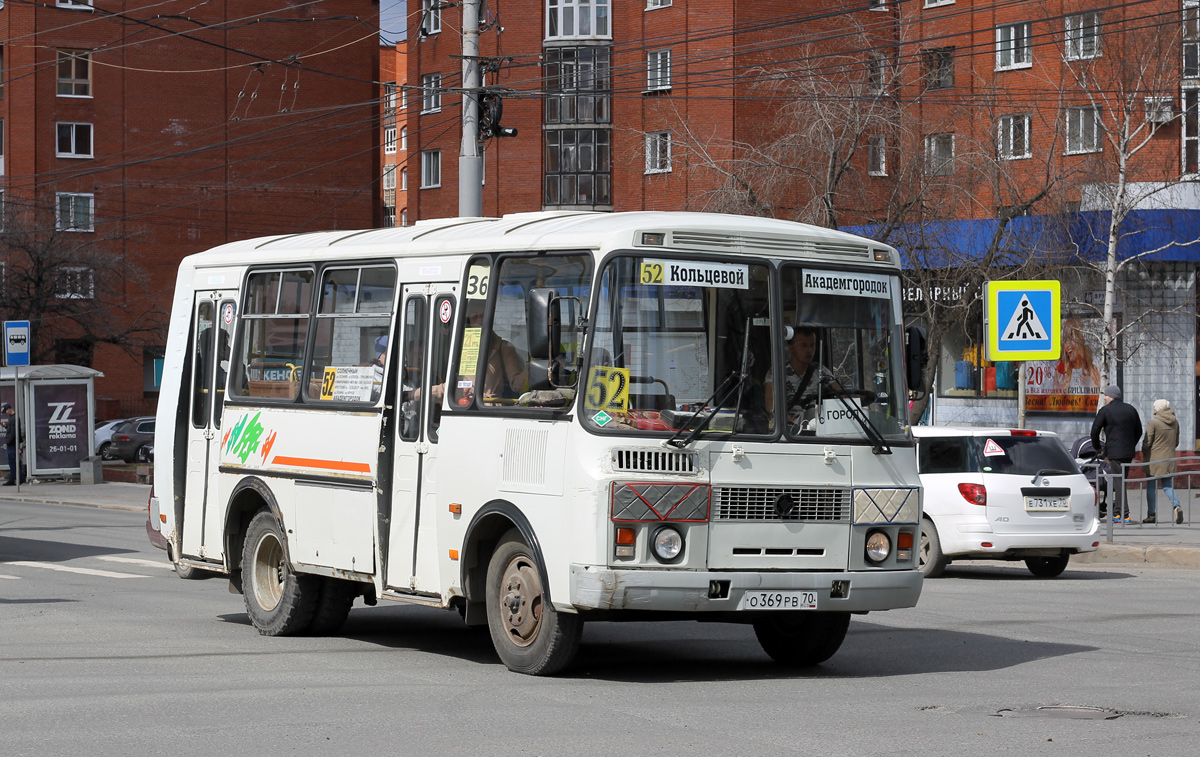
[[651, 526, 684, 562], [865, 530, 891, 564]]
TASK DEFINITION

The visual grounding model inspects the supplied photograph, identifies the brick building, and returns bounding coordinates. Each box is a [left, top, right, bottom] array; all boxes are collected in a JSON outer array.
[[1, 0, 379, 417]]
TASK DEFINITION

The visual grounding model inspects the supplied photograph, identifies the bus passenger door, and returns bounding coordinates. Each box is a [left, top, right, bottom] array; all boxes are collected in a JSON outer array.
[[181, 292, 237, 561], [386, 284, 456, 593]]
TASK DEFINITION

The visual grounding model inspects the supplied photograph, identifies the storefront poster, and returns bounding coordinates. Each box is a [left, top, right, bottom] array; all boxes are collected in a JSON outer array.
[[1025, 317, 1103, 413], [32, 383, 90, 471]]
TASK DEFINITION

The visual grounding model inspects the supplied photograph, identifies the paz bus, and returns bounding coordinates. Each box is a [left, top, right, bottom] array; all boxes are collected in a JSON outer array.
[[150, 211, 926, 675]]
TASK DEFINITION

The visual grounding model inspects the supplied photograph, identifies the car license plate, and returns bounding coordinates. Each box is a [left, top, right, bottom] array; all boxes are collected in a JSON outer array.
[[1024, 495, 1069, 511], [738, 590, 818, 611]]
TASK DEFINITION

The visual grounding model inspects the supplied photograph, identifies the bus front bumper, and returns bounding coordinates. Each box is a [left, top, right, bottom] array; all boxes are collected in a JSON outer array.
[[568, 564, 922, 614]]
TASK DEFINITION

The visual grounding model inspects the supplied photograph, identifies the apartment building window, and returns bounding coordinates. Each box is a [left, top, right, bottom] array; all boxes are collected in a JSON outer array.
[[56, 193, 94, 231], [868, 135, 887, 176], [545, 47, 611, 124], [546, 0, 611, 39], [1185, 89, 1199, 173], [384, 82, 398, 113], [401, 210, 409, 226], [1186, 2, 1200, 78], [924, 1, 953, 6], [1, 46, 5, 99], [56, 122, 93, 158], [647, 49, 671, 92], [57, 0, 93, 8], [998, 114, 1031, 159], [1065, 13, 1102, 60], [383, 205, 396, 228], [420, 0, 442, 35], [645, 131, 671, 174], [401, 90, 408, 110], [57, 50, 91, 97], [923, 47, 955, 90], [0, 120, 4, 176], [545, 129, 611, 206], [401, 127, 408, 150], [422, 73, 442, 113], [647, 0, 672, 7], [421, 150, 441, 188], [1146, 97, 1174, 125], [867, 53, 889, 93], [384, 125, 397, 154], [868, 0, 887, 8], [383, 165, 397, 190], [996, 22, 1032, 70], [56, 267, 94, 300], [1066, 106, 1101, 154], [925, 133, 954, 175], [401, 168, 408, 191]]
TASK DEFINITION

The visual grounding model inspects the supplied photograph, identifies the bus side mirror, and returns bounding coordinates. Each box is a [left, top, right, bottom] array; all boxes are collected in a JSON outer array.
[[905, 325, 928, 392], [527, 288, 562, 391]]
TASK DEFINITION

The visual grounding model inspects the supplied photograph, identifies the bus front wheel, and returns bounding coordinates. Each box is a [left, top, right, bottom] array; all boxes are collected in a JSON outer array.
[[484, 531, 582, 675], [753, 611, 850, 666], [241, 510, 318, 636]]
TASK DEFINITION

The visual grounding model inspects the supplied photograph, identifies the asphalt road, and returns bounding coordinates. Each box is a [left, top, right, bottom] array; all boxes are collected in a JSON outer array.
[[2, 500, 1198, 756]]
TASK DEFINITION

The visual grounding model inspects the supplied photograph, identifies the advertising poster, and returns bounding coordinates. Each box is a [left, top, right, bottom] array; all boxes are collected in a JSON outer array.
[[32, 382, 90, 472], [1025, 317, 1104, 413]]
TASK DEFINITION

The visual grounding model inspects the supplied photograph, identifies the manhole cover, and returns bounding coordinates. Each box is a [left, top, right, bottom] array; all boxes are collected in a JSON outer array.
[[996, 706, 1120, 720]]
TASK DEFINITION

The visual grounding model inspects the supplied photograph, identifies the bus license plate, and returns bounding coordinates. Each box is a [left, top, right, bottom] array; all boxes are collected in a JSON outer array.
[[738, 590, 818, 611], [1024, 496, 1069, 511]]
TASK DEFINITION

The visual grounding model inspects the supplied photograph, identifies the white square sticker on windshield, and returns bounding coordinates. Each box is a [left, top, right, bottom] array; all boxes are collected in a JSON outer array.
[[983, 438, 1006, 456]]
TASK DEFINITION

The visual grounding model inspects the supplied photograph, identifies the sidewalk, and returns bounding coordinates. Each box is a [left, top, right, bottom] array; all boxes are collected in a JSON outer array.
[[2, 480, 1199, 568]]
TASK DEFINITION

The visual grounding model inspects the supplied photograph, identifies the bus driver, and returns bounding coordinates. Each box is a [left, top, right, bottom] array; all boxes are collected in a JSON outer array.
[[764, 326, 829, 427]]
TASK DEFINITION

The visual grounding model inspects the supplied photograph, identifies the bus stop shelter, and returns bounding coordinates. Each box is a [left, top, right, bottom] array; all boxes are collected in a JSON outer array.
[[1, 364, 103, 481]]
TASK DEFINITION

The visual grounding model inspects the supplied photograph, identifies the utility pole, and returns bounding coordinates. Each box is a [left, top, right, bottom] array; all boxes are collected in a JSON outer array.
[[459, 0, 484, 217]]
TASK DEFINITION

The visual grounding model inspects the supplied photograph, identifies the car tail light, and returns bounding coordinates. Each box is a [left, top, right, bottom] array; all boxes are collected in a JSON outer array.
[[1010, 429, 1037, 437], [958, 483, 987, 506], [116, 434, 131, 442]]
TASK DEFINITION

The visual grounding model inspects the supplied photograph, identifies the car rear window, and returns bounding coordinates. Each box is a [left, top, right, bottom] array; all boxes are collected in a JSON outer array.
[[973, 436, 1079, 476], [919, 437, 974, 474]]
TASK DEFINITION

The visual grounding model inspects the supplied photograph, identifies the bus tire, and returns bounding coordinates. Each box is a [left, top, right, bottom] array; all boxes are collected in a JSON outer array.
[[1025, 553, 1070, 578], [919, 518, 949, 578], [174, 563, 216, 580], [307, 578, 357, 635], [241, 510, 318, 636], [485, 531, 582, 676], [753, 611, 850, 666]]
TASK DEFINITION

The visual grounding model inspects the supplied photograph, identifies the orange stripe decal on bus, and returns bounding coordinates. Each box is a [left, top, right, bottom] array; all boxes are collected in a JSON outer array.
[[271, 456, 372, 473]]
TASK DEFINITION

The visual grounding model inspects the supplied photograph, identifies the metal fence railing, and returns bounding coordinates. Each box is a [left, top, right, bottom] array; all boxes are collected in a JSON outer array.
[[1083, 455, 1194, 543]]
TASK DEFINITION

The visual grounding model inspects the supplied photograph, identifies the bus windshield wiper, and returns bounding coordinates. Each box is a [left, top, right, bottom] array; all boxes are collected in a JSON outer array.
[[665, 318, 753, 450], [819, 375, 892, 455]]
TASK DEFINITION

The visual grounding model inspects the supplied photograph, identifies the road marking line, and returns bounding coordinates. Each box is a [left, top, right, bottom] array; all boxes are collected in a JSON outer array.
[[0, 574, 19, 580], [8, 561, 149, 579], [96, 556, 174, 569]]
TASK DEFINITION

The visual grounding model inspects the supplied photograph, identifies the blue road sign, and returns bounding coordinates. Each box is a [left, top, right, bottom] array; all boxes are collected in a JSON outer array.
[[984, 281, 1061, 361], [4, 321, 31, 367]]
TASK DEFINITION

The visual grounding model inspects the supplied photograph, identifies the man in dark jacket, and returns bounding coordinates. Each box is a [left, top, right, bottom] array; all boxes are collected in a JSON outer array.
[[1090, 385, 1142, 522], [3, 402, 27, 486]]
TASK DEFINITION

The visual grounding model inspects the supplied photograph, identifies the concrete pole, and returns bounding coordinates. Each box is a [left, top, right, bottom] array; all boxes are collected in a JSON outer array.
[[459, 0, 484, 217]]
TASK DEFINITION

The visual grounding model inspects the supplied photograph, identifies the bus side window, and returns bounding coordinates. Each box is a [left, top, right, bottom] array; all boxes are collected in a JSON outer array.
[[192, 301, 216, 427], [428, 294, 455, 441], [399, 297, 426, 442], [307, 265, 396, 404], [232, 269, 314, 401]]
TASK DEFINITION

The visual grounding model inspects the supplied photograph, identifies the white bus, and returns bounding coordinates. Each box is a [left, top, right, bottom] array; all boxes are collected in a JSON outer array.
[[151, 211, 926, 675]]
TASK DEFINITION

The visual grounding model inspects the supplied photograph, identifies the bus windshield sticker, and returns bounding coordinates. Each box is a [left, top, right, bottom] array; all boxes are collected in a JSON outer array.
[[465, 265, 490, 299], [983, 438, 1006, 456], [321, 366, 375, 402], [801, 270, 892, 299], [641, 259, 749, 289], [592, 410, 613, 427], [459, 327, 482, 374], [585, 366, 630, 413]]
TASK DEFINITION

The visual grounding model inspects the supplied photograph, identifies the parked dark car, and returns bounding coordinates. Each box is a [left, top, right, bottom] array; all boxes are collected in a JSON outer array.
[[110, 417, 155, 463], [94, 418, 128, 460]]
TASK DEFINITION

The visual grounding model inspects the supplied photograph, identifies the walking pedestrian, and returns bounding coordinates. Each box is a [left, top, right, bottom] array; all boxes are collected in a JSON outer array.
[[2, 403, 27, 486], [1090, 385, 1143, 523], [1143, 399, 1185, 525]]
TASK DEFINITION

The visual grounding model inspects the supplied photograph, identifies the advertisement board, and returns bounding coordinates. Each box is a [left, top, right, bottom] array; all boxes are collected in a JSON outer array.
[[1024, 317, 1104, 413], [31, 382, 92, 473]]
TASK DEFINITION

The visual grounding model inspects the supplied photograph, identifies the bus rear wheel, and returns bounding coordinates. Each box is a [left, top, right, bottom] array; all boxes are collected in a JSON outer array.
[[753, 611, 850, 666], [241, 510, 318, 636], [485, 531, 582, 676], [307, 578, 357, 635]]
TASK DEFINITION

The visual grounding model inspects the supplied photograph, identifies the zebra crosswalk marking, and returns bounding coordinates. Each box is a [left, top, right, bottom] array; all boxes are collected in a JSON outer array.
[[7, 561, 149, 579]]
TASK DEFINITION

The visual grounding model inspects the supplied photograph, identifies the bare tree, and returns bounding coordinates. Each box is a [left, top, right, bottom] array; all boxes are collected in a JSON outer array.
[[0, 199, 165, 365]]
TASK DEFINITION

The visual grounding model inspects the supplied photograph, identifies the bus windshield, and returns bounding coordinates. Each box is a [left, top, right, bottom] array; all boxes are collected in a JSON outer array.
[[582, 255, 908, 444]]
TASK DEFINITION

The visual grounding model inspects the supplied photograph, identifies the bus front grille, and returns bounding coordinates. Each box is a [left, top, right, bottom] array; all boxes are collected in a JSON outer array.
[[713, 487, 851, 522]]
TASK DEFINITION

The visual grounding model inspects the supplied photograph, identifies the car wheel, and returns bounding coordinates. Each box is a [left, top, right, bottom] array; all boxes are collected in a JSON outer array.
[[241, 510, 318, 636], [1025, 553, 1070, 578], [97, 441, 114, 460], [919, 518, 949, 578], [485, 530, 582, 676], [753, 612, 850, 666], [135, 444, 152, 463]]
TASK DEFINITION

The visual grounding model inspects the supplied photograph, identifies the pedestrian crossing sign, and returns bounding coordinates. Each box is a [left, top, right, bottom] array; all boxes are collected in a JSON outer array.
[[984, 280, 1061, 361]]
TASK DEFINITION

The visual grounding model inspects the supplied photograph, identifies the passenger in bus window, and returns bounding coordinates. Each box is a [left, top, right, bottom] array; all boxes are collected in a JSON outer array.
[[482, 332, 528, 404]]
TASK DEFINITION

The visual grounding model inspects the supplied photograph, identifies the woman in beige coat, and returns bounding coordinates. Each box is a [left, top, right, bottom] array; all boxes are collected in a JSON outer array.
[[1143, 399, 1184, 524]]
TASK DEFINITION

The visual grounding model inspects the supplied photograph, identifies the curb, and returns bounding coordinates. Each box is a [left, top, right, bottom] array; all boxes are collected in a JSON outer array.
[[1076, 543, 1200, 568], [0, 495, 143, 512]]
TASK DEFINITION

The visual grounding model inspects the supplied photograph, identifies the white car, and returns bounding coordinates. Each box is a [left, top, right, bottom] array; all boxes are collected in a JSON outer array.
[[913, 427, 1100, 578], [94, 418, 128, 461]]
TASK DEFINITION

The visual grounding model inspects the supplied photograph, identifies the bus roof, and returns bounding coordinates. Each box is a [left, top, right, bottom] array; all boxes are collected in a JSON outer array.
[[180, 211, 897, 269]]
